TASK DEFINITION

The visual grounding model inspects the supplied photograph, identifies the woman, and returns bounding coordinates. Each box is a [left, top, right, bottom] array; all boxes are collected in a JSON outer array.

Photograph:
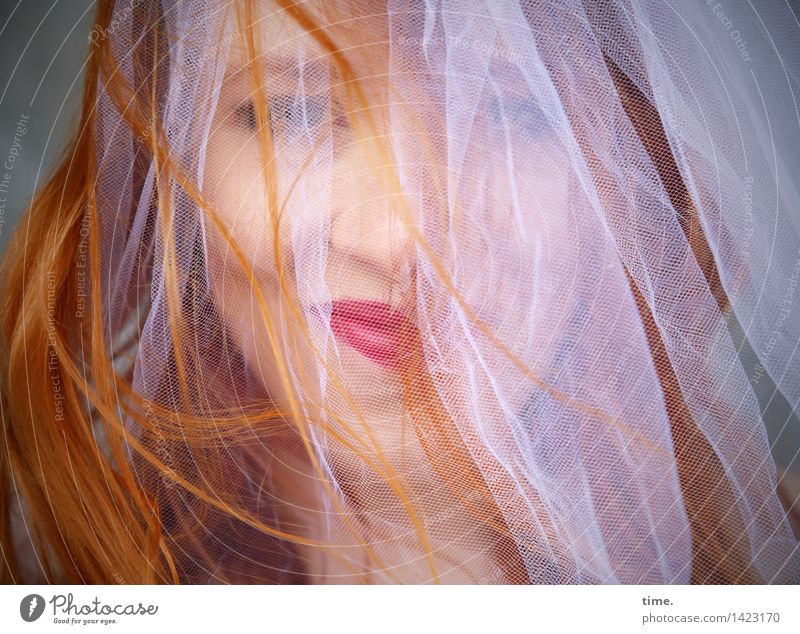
[[1, 0, 799, 584]]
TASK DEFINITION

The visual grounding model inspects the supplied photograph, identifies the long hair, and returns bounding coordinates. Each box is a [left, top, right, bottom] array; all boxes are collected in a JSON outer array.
[[1, 0, 792, 584]]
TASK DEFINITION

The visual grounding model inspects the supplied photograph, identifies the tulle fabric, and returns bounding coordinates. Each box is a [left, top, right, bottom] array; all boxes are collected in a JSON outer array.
[[93, 0, 800, 583]]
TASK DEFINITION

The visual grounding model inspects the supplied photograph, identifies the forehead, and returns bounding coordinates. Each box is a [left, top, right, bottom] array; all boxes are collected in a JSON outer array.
[[225, 1, 389, 74]]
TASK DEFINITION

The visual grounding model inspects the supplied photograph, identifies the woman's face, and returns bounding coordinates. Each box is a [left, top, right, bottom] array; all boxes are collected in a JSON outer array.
[[201, 2, 572, 477]]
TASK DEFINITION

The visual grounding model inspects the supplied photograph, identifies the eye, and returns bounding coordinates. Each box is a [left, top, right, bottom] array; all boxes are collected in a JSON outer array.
[[235, 96, 328, 135], [486, 94, 550, 142]]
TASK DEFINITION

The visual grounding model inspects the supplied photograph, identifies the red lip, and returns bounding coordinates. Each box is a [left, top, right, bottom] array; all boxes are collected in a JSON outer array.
[[325, 300, 413, 369]]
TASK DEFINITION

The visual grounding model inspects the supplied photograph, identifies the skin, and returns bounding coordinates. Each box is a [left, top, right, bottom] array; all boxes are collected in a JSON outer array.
[[200, 1, 573, 582]]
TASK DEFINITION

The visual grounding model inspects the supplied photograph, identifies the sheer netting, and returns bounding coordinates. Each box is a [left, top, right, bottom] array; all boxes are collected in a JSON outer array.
[[88, 0, 800, 583]]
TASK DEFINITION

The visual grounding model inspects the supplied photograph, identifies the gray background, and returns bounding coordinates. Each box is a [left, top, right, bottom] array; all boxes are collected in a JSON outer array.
[[0, 1, 798, 480]]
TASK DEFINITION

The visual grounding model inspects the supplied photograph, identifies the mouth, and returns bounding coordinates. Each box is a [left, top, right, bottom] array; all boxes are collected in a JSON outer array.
[[324, 299, 414, 369]]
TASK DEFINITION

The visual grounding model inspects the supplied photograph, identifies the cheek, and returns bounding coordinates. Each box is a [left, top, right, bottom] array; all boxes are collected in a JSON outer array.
[[202, 137, 276, 274], [497, 139, 571, 237], [200, 134, 330, 406], [444, 140, 573, 405], [452, 138, 571, 295]]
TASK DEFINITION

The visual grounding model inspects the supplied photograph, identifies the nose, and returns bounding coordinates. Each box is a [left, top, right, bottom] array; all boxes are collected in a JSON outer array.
[[328, 140, 416, 287]]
